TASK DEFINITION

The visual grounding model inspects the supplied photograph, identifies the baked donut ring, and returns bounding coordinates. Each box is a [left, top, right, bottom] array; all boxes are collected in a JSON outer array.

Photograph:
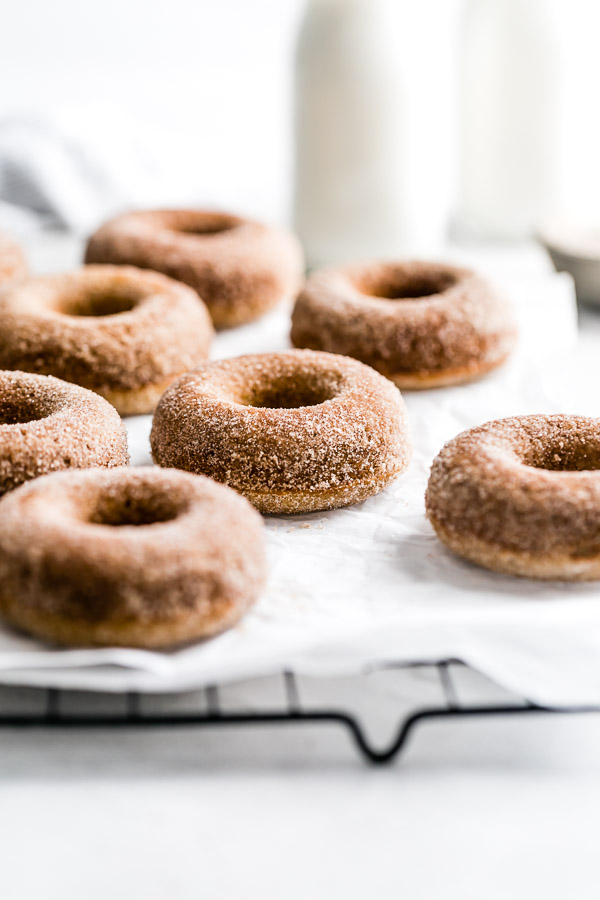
[[151, 349, 411, 514], [0, 369, 128, 495], [291, 261, 517, 388], [0, 232, 27, 285], [0, 467, 266, 647], [0, 265, 213, 415], [426, 415, 600, 580], [85, 209, 304, 328]]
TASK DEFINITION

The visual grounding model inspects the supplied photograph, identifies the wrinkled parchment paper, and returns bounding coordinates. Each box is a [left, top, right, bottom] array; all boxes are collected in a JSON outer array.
[[2, 270, 598, 706]]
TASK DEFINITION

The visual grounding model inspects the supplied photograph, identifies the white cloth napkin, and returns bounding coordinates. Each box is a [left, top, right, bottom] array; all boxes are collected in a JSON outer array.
[[0, 113, 164, 234]]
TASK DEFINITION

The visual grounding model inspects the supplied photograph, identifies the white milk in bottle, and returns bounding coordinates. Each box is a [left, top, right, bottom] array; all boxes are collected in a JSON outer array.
[[456, 0, 559, 240], [293, 0, 453, 268]]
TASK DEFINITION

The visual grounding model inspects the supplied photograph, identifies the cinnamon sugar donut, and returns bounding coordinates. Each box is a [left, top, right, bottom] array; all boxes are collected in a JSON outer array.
[[0, 467, 266, 647], [426, 415, 600, 580], [0, 369, 128, 495], [151, 349, 411, 514], [85, 209, 304, 328], [291, 261, 517, 388], [0, 232, 27, 285], [0, 265, 213, 415]]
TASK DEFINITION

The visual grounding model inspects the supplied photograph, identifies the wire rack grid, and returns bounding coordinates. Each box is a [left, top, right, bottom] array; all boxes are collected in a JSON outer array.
[[0, 659, 597, 764]]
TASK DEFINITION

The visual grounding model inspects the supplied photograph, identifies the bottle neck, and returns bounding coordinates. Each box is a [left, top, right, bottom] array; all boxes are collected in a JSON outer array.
[[464, 0, 557, 45], [305, 0, 388, 9], [466, 0, 551, 15]]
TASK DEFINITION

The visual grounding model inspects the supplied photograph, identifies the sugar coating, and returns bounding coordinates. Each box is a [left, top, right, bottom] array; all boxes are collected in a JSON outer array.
[[0, 232, 27, 284], [0, 369, 128, 494], [85, 209, 305, 329], [426, 414, 600, 562], [0, 265, 213, 412], [291, 260, 517, 386], [151, 349, 412, 514], [0, 467, 266, 647]]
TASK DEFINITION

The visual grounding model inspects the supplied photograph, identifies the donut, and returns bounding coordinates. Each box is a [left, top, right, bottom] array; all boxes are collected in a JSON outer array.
[[85, 209, 304, 328], [0, 467, 267, 647], [0, 265, 213, 415], [0, 232, 27, 285], [291, 260, 517, 388], [0, 369, 128, 495], [425, 414, 600, 580], [151, 349, 412, 514]]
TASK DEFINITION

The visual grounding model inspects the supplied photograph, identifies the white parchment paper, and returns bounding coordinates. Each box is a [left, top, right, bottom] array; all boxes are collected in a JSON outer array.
[[2, 270, 598, 706]]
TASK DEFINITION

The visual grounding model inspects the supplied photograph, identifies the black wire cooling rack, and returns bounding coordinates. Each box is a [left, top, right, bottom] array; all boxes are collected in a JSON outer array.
[[0, 659, 597, 764]]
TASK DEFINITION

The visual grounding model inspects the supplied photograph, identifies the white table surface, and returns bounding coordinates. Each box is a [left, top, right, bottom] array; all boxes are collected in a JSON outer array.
[[2, 237, 600, 900], [2, 681, 600, 900]]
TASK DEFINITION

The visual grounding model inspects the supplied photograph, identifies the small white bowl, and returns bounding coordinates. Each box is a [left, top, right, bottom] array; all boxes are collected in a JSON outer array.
[[539, 221, 600, 307]]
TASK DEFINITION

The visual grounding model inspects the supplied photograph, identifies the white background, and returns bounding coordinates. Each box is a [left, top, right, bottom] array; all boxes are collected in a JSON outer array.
[[1, 0, 599, 226]]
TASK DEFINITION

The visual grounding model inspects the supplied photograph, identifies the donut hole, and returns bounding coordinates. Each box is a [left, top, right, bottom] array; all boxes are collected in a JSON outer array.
[[523, 433, 600, 472], [359, 268, 459, 300], [526, 444, 600, 472], [0, 396, 51, 426], [173, 214, 239, 237], [89, 490, 183, 527], [242, 374, 338, 409], [57, 286, 140, 318]]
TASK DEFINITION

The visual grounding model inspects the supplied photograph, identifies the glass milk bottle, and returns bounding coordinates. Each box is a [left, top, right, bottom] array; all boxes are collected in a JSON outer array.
[[293, 0, 453, 269], [456, 0, 559, 240]]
